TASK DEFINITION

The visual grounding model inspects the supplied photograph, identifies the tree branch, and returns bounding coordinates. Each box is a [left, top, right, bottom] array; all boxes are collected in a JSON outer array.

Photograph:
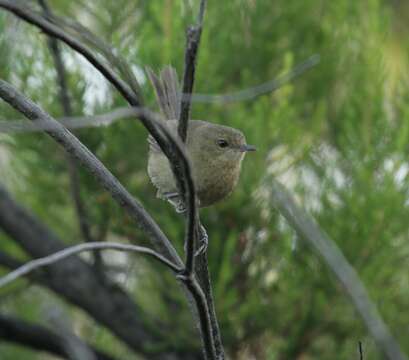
[[0, 0, 170, 157], [0, 242, 182, 289], [0, 1, 196, 242], [0, 185, 198, 360], [0, 79, 180, 263], [0, 80, 217, 359], [178, 0, 207, 142], [268, 178, 408, 360], [177, 1, 223, 357], [0, 3, 218, 357]]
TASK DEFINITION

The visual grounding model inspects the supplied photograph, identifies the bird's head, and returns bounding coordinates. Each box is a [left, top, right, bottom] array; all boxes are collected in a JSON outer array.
[[189, 122, 256, 167]]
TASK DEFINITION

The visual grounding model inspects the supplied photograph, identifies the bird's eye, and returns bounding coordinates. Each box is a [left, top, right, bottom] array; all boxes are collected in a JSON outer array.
[[217, 139, 229, 148]]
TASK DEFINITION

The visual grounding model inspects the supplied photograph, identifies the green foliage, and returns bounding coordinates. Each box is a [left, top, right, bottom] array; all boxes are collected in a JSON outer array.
[[1, 0, 409, 359]]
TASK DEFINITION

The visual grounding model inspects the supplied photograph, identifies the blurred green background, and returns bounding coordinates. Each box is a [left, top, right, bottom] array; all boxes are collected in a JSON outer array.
[[1, 0, 409, 359]]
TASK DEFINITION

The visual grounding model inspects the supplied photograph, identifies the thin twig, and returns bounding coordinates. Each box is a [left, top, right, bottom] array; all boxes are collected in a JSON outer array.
[[197, 0, 207, 26], [0, 1, 134, 104], [0, 242, 182, 288], [359, 341, 363, 360], [178, 0, 207, 142], [44, 6, 143, 100], [177, 1, 221, 358], [268, 178, 408, 360]]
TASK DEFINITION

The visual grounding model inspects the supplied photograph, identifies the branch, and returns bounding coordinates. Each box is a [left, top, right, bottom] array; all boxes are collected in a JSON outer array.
[[268, 178, 408, 360], [44, 5, 143, 99], [0, 314, 117, 360], [359, 341, 364, 360], [0, 1, 133, 104], [177, 2, 223, 358], [178, 0, 207, 142], [0, 79, 180, 264], [0, 242, 182, 289], [0, 80, 215, 358], [178, 273, 215, 360], [0, 76, 196, 273], [0, 0, 169, 156], [0, 0, 191, 226], [0, 185, 197, 360], [0, 3, 216, 357]]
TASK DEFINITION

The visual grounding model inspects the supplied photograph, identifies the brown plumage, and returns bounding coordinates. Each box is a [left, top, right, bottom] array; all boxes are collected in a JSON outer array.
[[146, 67, 255, 209]]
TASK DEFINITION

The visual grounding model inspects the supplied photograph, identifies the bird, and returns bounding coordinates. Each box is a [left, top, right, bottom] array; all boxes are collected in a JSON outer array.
[[146, 66, 256, 213]]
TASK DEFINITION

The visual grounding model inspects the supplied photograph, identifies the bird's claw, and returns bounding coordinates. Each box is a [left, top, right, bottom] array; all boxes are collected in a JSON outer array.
[[183, 225, 208, 257], [175, 201, 186, 214], [176, 270, 190, 282], [194, 225, 208, 256]]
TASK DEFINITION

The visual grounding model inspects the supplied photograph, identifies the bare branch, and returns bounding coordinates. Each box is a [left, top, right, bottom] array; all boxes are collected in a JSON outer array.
[[0, 242, 182, 288], [0, 185, 189, 359], [197, 0, 207, 26], [177, 2, 222, 357], [0, 0, 170, 154], [0, 79, 182, 264], [0, 81, 215, 358], [0, 1, 134, 104], [43, 5, 143, 99], [0, 315, 117, 360], [0, 2, 193, 272], [268, 178, 408, 360], [0, 3, 217, 357], [178, 273, 216, 360], [178, 0, 207, 142]]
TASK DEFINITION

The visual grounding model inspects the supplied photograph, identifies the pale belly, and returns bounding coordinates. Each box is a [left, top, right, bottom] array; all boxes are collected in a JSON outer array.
[[148, 152, 241, 207]]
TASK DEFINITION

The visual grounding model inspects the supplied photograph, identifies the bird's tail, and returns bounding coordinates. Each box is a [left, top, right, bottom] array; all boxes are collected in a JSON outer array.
[[146, 66, 181, 120]]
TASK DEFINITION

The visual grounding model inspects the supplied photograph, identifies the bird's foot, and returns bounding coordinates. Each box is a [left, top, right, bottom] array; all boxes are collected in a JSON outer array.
[[194, 225, 208, 256], [183, 225, 208, 257], [163, 192, 186, 213], [175, 201, 187, 214]]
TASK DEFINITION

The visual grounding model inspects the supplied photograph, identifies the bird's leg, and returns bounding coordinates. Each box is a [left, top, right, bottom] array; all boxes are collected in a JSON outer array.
[[164, 192, 208, 256]]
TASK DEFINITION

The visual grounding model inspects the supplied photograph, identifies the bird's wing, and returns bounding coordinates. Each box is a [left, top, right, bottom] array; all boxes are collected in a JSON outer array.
[[146, 66, 181, 120]]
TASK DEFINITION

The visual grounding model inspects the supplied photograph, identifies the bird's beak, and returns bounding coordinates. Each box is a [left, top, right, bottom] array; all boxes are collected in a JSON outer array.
[[239, 144, 257, 152]]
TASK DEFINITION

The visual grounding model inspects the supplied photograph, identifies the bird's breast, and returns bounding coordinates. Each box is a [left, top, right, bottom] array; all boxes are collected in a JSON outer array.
[[193, 159, 242, 207]]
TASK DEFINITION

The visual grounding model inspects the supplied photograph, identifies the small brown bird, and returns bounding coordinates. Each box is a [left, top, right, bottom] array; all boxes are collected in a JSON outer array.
[[147, 67, 255, 212]]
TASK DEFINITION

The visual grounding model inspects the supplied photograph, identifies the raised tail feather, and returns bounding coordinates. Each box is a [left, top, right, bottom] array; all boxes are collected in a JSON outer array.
[[146, 66, 181, 120]]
